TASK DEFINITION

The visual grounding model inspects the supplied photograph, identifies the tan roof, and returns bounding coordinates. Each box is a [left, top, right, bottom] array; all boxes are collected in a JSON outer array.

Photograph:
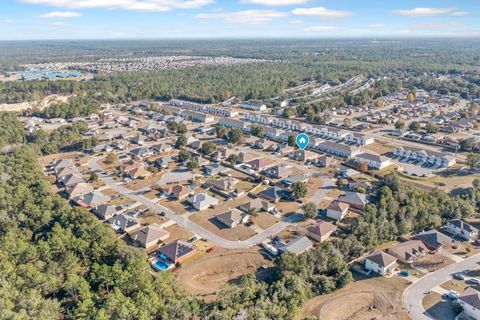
[[387, 240, 428, 261], [306, 220, 337, 238], [130, 224, 169, 248], [327, 200, 349, 212], [66, 182, 94, 197]]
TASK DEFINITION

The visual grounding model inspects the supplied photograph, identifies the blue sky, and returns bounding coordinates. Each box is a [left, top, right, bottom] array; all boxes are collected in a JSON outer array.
[[0, 0, 479, 40]]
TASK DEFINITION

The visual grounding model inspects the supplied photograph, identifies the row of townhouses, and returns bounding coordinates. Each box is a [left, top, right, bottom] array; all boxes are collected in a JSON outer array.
[[393, 146, 456, 168], [242, 114, 374, 146], [169, 99, 238, 118]]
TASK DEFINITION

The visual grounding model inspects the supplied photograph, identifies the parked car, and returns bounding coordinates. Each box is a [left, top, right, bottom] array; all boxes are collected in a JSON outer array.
[[453, 273, 465, 280], [468, 278, 480, 285], [444, 291, 458, 301], [399, 271, 410, 277]]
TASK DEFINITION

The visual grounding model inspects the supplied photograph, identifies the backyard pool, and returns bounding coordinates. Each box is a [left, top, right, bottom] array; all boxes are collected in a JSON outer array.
[[153, 260, 172, 271]]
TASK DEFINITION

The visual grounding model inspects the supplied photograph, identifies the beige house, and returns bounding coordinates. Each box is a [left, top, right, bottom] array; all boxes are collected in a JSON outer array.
[[306, 220, 337, 242], [130, 224, 170, 249]]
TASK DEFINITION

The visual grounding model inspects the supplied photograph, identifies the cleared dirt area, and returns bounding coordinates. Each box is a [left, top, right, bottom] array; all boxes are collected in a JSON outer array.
[[300, 276, 411, 320], [0, 94, 71, 112], [176, 248, 273, 301]]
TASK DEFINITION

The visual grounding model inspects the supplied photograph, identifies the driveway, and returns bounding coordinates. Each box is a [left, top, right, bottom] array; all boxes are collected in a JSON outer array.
[[88, 158, 290, 249], [403, 252, 480, 320]]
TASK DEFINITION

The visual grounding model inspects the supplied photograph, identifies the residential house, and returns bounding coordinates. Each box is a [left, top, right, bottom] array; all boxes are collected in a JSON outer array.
[[158, 171, 195, 186], [313, 155, 334, 167], [216, 209, 249, 228], [203, 163, 227, 176], [157, 239, 197, 264], [355, 151, 391, 170], [188, 193, 219, 211], [246, 158, 275, 171], [75, 191, 110, 209], [238, 198, 275, 213], [282, 174, 309, 187], [66, 182, 94, 198], [326, 201, 349, 221], [93, 204, 120, 220], [289, 149, 318, 162], [365, 251, 397, 276], [122, 162, 151, 179], [258, 186, 290, 203], [131, 135, 147, 145], [416, 230, 454, 251], [166, 185, 193, 200], [338, 192, 368, 210], [49, 158, 73, 172], [108, 214, 140, 233], [55, 167, 76, 179], [386, 240, 429, 264], [154, 157, 173, 169], [205, 177, 238, 191], [151, 143, 173, 154], [130, 147, 153, 159], [130, 224, 170, 249], [264, 165, 293, 179], [238, 152, 257, 164], [279, 236, 313, 255], [458, 288, 480, 320], [445, 219, 478, 242], [58, 173, 85, 187], [306, 220, 337, 242]]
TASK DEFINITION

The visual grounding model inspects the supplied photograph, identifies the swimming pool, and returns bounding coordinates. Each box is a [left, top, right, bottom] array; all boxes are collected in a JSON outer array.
[[153, 260, 171, 271]]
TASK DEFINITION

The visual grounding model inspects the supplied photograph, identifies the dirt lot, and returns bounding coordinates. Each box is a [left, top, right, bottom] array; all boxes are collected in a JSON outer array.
[[176, 248, 273, 301], [39, 152, 89, 168], [1, 94, 71, 112], [414, 254, 454, 272], [252, 212, 279, 230], [300, 276, 411, 320]]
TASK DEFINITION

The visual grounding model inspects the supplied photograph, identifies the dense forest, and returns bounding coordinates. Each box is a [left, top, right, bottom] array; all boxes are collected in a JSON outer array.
[[1, 39, 480, 115]]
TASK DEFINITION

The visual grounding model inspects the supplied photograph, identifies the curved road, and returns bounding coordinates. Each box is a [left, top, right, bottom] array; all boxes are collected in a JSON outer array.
[[88, 158, 291, 249], [403, 252, 480, 320]]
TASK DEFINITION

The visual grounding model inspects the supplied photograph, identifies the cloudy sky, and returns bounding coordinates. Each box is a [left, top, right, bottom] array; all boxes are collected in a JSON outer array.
[[0, 0, 478, 40]]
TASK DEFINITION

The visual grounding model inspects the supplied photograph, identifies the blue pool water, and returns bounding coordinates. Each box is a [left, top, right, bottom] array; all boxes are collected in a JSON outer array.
[[153, 260, 170, 271]]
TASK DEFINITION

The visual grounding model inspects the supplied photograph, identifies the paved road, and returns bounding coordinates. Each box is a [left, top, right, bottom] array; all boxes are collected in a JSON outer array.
[[403, 252, 480, 320], [88, 159, 290, 249]]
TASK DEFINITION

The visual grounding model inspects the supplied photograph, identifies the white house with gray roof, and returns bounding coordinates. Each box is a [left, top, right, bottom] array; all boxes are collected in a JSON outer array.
[[445, 219, 478, 242]]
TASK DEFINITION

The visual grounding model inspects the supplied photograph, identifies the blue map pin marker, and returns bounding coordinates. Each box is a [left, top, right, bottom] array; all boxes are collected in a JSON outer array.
[[296, 133, 309, 150]]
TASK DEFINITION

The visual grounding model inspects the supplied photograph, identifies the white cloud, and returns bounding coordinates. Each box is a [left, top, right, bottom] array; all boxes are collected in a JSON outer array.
[[20, 0, 213, 12], [288, 19, 303, 24], [242, 0, 309, 6], [41, 11, 81, 18], [292, 7, 352, 19], [51, 21, 67, 26], [196, 10, 287, 24], [452, 11, 469, 17], [393, 7, 454, 17], [303, 25, 336, 32], [1, 19, 15, 23], [367, 23, 385, 29]]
